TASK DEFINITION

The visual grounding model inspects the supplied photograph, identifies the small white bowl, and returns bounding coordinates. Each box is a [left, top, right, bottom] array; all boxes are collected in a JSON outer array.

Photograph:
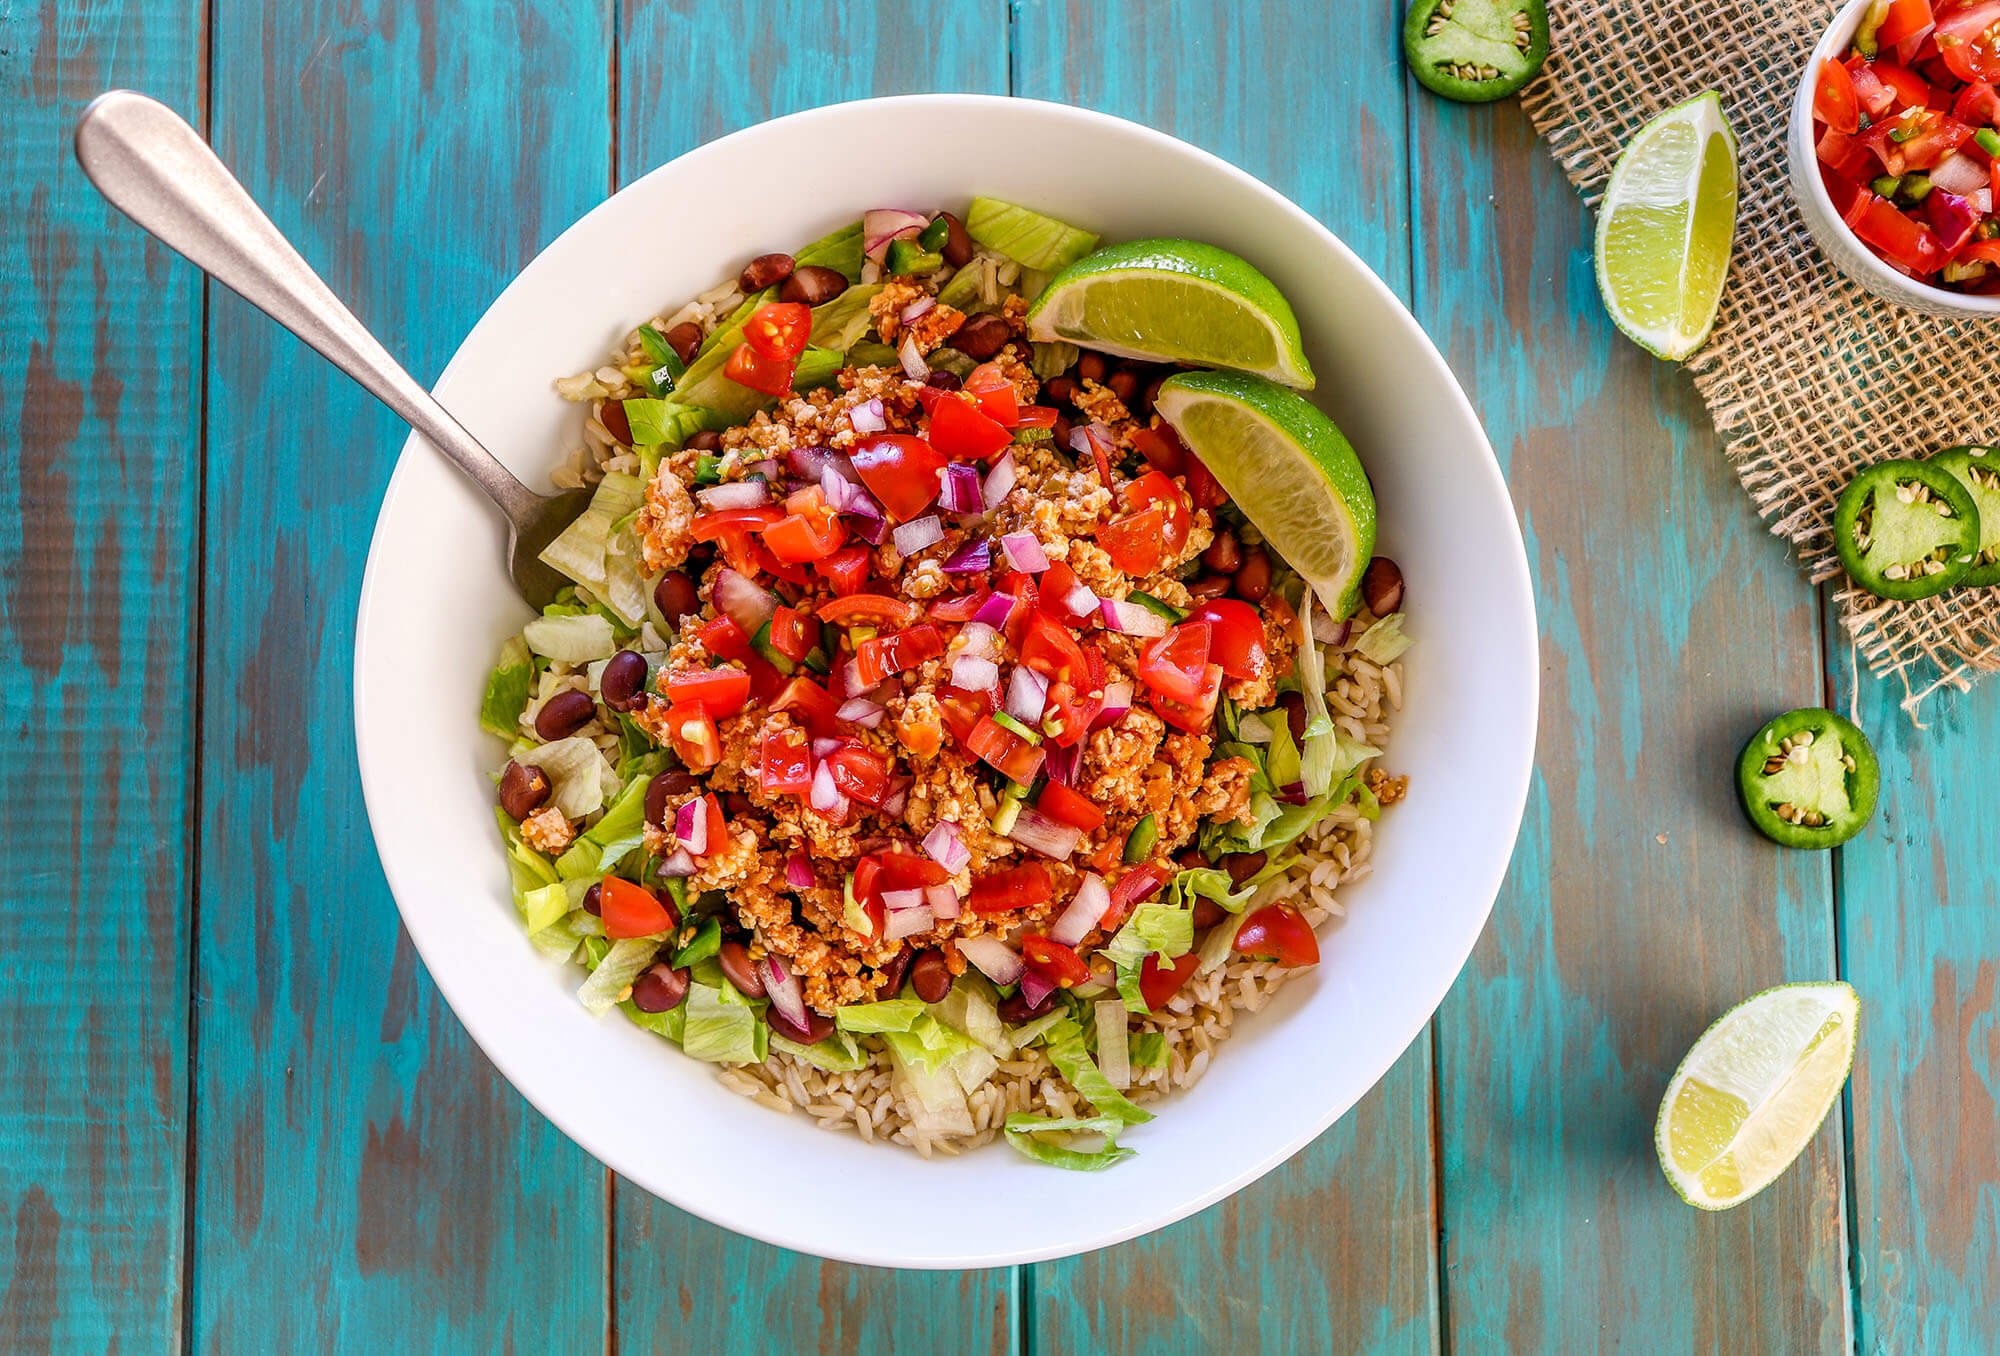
[[1788, 0, 2000, 317], [353, 95, 1538, 1267]]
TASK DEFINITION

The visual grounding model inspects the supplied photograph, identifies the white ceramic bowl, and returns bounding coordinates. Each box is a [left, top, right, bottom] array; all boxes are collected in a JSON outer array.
[[1788, 0, 2000, 318], [354, 95, 1537, 1268]]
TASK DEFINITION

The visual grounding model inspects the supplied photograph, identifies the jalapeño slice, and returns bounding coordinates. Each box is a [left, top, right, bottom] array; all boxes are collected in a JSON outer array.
[[1929, 445, 2000, 588], [1832, 459, 1980, 601], [1403, 0, 1551, 104], [1736, 709, 1879, 850]]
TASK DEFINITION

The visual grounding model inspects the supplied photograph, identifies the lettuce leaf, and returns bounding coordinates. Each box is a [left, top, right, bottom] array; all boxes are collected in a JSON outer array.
[[882, 1031, 975, 1136], [517, 736, 615, 819], [480, 636, 534, 738], [680, 980, 766, 1064], [522, 612, 619, 663], [578, 937, 662, 1016], [792, 345, 846, 392], [1355, 612, 1413, 664], [536, 473, 646, 622], [519, 881, 571, 935], [1103, 901, 1194, 971], [807, 284, 883, 351], [964, 197, 1100, 271], [1129, 1031, 1168, 1071], [1002, 1113, 1136, 1171], [835, 997, 929, 1034], [621, 398, 718, 450], [619, 996, 686, 1044], [772, 1028, 870, 1072], [1046, 1032, 1153, 1126], [794, 220, 865, 282]]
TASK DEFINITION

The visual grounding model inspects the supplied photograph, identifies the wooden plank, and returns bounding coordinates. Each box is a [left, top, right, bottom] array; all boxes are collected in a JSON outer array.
[[191, 3, 615, 1348], [1410, 94, 1853, 1350], [609, 3, 1020, 1346], [1010, 4, 1438, 1352], [0, 2, 203, 1350], [1831, 662, 2000, 1352]]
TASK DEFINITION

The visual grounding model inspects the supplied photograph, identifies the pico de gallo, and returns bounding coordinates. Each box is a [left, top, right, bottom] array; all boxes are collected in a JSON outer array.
[[484, 200, 1408, 1167], [1811, 0, 2000, 291]]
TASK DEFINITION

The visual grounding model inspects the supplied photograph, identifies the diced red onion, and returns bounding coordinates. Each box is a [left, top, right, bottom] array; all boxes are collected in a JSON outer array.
[[788, 444, 834, 479], [698, 480, 769, 511], [951, 654, 1000, 691], [1933, 152, 1988, 196], [942, 539, 991, 573], [971, 591, 1015, 627], [884, 906, 935, 942], [882, 888, 926, 911], [785, 852, 814, 889], [898, 335, 928, 380], [1310, 604, 1348, 646], [1100, 598, 1169, 636], [892, 514, 944, 555], [959, 935, 1024, 985], [1109, 865, 1166, 910], [999, 532, 1048, 572], [939, 462, 984, 514], [900, 295, 936, 323], [847, 504, 889, 545], [764, 957, 809, 1031], [1042, 742, 1077, 786], [712, 566, 778, 633], [835, 697, 886, 728], [958, 621, 999, 659], [849, 398, 887, 434], [863, 207, 929, 260], [982, 451, 1017, 509], [881, 776, 910, 818], [741, 458, 782, 482], [1006, 806, 1083, 860], [1049, 873, 1110, 946], [1092, 681, 1133, 728], [810, 736, 842, 759], [924, 883, 961, 919], [656, 847, 697, 878], [810, 761, 847, 815], [1020, 970, 1057, 1010], [1066, 582, 1101, 617], [675, 798, 709, 855], [922, 820, 970, 874], [1006, 665, 1049, 723]]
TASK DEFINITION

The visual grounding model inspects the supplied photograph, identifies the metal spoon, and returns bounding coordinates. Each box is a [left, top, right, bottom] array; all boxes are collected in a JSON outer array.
[[74, 89, 591, 607]]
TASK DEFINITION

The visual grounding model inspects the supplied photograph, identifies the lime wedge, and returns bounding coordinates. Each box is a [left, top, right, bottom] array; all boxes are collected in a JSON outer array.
[[1025, 239, 1315, 389], [1153, 371, 1374, 614], [1656, 981, 1858, 1211], [1595, 91, 1739, 361]]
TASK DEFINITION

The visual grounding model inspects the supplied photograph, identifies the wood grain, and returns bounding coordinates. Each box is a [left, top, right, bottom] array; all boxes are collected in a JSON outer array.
[[190, 2, 615, 1348], [611, 3, 1021, 1348], [0, 1, 203, 1351], [1410, 92, 1853, 1352], [1833, 661, 2000, 1354], [1009, 3, 1438, 1350]]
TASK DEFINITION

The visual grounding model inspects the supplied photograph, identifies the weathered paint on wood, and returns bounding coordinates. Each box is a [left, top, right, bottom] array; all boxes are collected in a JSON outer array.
[[1832, 662, 2000, 1354], [0, 1, 203, 1351], [1412, 93, 1853, 1351], [189, 2, 614, 1349], [610, 2, 1021, 1348], [1011, 3, 1438, 1350]]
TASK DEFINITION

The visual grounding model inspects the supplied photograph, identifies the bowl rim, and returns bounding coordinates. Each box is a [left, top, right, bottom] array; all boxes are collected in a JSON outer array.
[[1790, 0, 2000, 315], [352, 92, 1539, 1266]]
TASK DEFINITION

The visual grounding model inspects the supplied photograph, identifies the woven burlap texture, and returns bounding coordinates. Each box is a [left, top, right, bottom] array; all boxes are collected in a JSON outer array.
[[1520, 0, 2000, 710]]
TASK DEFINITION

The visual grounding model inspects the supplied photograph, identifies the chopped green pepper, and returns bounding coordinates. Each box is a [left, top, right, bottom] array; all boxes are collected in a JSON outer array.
[[1122, 814, 1159, 864], [1127, 591, 1187, 623], [885, 237, 945, 276], [919, 214, 952, 252]]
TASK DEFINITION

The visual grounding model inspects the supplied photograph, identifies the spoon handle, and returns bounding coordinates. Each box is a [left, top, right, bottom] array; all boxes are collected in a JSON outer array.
[[74, 90, 543, 525]]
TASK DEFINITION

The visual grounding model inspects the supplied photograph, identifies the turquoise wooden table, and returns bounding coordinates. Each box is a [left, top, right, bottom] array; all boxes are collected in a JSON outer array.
[[6, 1, 1997, 1350]]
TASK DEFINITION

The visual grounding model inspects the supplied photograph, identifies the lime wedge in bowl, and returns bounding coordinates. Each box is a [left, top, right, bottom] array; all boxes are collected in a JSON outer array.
[[1153, 371, 1375, 614], [1595, 91, 1739, 361], [1026, 239, 1316, 389], [1655, 981, 1858, 1210]]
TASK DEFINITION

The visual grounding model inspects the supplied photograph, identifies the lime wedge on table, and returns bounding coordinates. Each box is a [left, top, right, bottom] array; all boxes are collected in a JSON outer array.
[[1656, 982, 1858, 1211], [1025, 239, 1316, 389], [1595, 91, 1739, 361], [1153, 371, 1375, 614]]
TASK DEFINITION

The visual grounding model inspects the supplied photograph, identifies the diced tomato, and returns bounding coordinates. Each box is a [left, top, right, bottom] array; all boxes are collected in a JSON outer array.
[[600, 877, 678, 940], [1954, 78, 2000, 123], [1936, 0, 2000, 83], [927, 590, 992, 622], [765, 510, 847, 563], [850, 434, 945, 521], [1021, 935, 1090, 988], [1099, 505, 1169, 576], [1965, 237, 2000, 261], [1079, 424, 1117, 486], [1148, 667, 1223, 732], [1036, 782, 1106, 833], [965, 715, 1046, 783], [743, 302, 811, 361], [1040, 678, 1097, 747], [1867, 105, 1973, 171], [769, 676, 838, 738], [1879, 0, 1938, 49], [967, 863, 1054, 913], [1183, 451, 1227, 509], [818, 593, 920, 628], [1848, 57, 1899, 117], [894, 702, 944, 758], [1138, 950, 1201, 1009], [927, 392, 1014, 461], [937, 683, 996, 746], [768, 607, 815, 663], [1190, 599, 1269, 681], [696, 615, 751, 662], [1818, 125, 1879, 180], [1124, 469, 1193, 555], [1135, 621, 1213, 704], [1816, 56, 1863, 133], [1108, 862, 1169, 915], [741, 651, 788, 703], [827, 744, 892, 807], [1129, 424, 1186, 476], [1036, 562, 1093, 628], [1850, 191, 1949, 272], [999, 571, 1039, 650], [854, 622, 946, 686], [661, 701, 722, 770], [1870, 58, 1939, 109], [723, 342, 794, 397], [1232, 903, 1321, 966], [1021, 612, 1091, 684], [813, 545, 872, 595], [759, 727, 813, 795], [963, 362, 1021, 426], [874, 851, 949, 891], [664, 666, 752, 718], [1011, 405, 1060, 430], [691, 505, 783, 542]]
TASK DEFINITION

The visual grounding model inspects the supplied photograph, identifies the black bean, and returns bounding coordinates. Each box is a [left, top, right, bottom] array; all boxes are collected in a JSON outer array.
[[953, 313, 1012, 361], [739, 252, 795, 292], [768, 1005, 834, 1044], [1362, 557, 1405, 617], [653, 570, 699, 623], [631, 963, 690, 1013], [498, 760, 552, 819], [600, 649, 648, 713], [938, 211, 975, 268], [909, 949, 953, 1003], [780, 264, 849, 305], [663, 322, 702, 365], [1051, 414, 1073, 453], [581, 882, 603, 916], [717, 941, 765, 998], [534, 689, 596, 741]]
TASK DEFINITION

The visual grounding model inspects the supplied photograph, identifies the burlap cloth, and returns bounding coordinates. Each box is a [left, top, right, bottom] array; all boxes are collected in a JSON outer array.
[[1520, 0, 2000, 712]]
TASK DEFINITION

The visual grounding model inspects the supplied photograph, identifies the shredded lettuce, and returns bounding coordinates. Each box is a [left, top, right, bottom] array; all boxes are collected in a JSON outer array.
[[882, 1032, 976, 1137], [1047, 1031, 1153, 1126], [835, 996, 929, 1034], [620, 996, 686, 1044], [578, 937, 662, 1016], [1197, 909, 1250, 975], [1129, 1031, 1168, 1071], [1355, 612, 1413, 664], [528, 915, 585, 965], [480, 636, 535, 738], [519, 881, 570, 935], [807, 283, 883, 351], [523, 611, 619, 663], [1167, 866, 1255, 914], [496, 806, 559, 899], [1103, 901, 1194, 971], [621, 398, 717, 450], [964, 197, 1100, 271], [536, 473, 647, 623], [1030, 341, 1078, 379], [680, 980, 766, 1064], [846, 339, 899, 368], [1002, 1113, 1136, 1171], [1005, 1008, 1072, 1048], [1293, 606, 1338, 796], [1331, 729, 1382, 782], [772, 1028, 870, 1072], [517, 736, 615, 819], [794, 220, 865, 282], [567, 769, 656, 877], [929, 977, 1011, 1059], [935, 255, 997, 312]]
